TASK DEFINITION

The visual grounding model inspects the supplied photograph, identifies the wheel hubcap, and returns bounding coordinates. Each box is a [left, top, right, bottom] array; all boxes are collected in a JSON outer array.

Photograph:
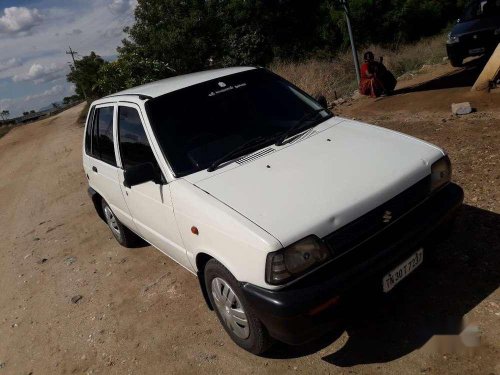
[[104, 206, 121, 238], [211, 277, 250, 339]]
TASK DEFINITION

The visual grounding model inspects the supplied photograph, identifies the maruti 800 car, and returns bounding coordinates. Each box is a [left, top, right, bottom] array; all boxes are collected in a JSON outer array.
[[83, 67, 463, 354]]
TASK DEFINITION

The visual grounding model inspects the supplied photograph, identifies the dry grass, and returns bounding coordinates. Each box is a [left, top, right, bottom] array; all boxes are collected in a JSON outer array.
[[78, 101, 91, 126], [368, 33, 448, 77], [271, 33, 448, 102], [271, 54, 358, 103]]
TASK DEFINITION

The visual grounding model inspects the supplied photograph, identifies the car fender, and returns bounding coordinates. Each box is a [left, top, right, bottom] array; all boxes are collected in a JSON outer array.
[[169, 179, 282, 289]]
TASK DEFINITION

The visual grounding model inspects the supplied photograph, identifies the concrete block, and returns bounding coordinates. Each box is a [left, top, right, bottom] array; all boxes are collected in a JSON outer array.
[[451, 102, 472, 115]]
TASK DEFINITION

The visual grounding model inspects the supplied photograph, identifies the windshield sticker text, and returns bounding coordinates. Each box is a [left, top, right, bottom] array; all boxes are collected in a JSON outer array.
[[208, 82, 247, 97]]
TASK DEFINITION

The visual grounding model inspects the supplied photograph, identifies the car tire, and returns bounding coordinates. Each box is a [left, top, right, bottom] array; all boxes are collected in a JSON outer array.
[[204, 258, 272, 355], [449, 57, 463, 67], [101, 199, 140, 248]]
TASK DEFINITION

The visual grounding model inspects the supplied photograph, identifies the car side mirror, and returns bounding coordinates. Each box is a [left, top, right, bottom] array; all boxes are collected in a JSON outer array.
[[123, 163, 162, 188], [315, 95, 328, 109]]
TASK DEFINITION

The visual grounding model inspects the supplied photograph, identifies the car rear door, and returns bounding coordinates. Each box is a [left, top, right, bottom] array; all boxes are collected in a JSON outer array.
[[115, 102, 190, 270], [84, 103, 136, 231]]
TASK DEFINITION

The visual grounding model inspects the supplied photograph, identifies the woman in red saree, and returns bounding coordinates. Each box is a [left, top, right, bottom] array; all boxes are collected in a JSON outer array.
[[359, 51, 396, 97]]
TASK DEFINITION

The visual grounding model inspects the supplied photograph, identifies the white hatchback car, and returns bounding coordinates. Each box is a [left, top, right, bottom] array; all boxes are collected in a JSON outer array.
[[83, 67, 463, 354]]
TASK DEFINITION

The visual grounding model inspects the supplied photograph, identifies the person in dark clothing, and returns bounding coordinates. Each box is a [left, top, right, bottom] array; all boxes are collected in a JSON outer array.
[[359, 51, 397, 97]]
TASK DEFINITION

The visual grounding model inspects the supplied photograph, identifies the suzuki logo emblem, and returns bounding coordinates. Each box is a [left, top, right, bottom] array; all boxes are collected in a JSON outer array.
[[218, 81, 227, 88], [382, 211, 393, 223]]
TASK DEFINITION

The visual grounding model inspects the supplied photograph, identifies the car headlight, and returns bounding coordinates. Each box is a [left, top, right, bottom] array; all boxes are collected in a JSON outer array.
[[447, 33, 459, 44], [431, 156, 452, 191], [265, 236, 331, 285]]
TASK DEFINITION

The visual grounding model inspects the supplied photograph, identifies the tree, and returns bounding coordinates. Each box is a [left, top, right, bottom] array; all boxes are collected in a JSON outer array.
[[120, 0, 215, 75], [96, 53, 175, 96], [66, 52, 107, 99], [211, 0, 273, 66], [63, 95, 80, 105], [0, 110, 9, 121]]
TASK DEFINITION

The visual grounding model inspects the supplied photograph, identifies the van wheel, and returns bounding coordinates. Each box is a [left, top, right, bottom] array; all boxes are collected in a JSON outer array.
[[101, 200, 139, 248], [204, 259, 272, 355]]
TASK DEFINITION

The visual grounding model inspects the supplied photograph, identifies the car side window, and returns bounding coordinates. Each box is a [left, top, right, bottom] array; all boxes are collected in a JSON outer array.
[[118, 106, 158, 170], [97, 107, 116, 165], [90, 109, 100, 159], [90, 106, 116, 166], [84, 106, 95, 155]]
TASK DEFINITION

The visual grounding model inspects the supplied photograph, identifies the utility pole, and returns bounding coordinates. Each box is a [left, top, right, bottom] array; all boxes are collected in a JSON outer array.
[[339, 0, 361, 85], [66, 46, 78, 66], [66, 46, 87, 100]]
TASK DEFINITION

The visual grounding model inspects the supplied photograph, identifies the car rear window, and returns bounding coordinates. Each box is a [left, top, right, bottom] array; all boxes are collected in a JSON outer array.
[[84, 106, 95, 155], [90, 106, 116, 166]]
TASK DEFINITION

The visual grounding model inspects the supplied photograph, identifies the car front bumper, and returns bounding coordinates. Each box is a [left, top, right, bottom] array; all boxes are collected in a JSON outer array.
[[241, 183, 464, 345], [446, 33, 500, 59]]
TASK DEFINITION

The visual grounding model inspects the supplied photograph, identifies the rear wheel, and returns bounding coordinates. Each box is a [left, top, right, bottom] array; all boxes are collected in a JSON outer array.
[[204, 259, 271, 355], [101, 199, 140, 247]]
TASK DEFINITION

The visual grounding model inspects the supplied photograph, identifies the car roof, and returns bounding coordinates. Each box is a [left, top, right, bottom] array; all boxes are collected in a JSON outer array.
[[105, 66, 256, 100]]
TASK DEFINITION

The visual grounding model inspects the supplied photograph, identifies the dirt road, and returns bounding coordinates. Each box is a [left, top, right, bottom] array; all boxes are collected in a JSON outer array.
[[0, 66, 499, 374]]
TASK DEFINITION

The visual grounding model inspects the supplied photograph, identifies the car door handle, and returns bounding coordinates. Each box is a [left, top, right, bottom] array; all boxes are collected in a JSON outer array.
[[92, 166, 98, 173]]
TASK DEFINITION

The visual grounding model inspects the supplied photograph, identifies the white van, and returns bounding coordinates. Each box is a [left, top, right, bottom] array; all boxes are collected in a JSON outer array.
[[83, 67, 463, 354]]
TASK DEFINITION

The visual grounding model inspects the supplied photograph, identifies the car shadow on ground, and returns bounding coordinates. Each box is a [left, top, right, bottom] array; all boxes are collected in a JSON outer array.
[[394, 56, 489, 95], [264, 204, 500, 365]]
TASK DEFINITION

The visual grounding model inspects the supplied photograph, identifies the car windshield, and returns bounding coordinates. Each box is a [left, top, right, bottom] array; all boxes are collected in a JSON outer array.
[[461, 0, 500, 21], [145, 69, 331, 177]]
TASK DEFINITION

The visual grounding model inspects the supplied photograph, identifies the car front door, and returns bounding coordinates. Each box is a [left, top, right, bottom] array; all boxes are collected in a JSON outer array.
[[115, 103, 190, 270], [84, 103, 136, 231]]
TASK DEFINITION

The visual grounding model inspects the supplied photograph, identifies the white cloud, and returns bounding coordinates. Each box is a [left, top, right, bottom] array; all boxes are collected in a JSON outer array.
[[24, 85, 65, 101], [0, 58, 22, 73], [108, 0, 137, 14], [0, 7, 43, 35], [13, 63, 66, 84], [0, 1, 137, 116], [101, 26, 124, 39]]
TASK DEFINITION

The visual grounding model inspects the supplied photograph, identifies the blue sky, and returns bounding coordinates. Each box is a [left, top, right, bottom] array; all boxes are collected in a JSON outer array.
[[0, 0, 136, 117]]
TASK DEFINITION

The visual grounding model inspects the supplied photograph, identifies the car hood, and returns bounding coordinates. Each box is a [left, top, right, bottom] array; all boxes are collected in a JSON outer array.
[[185, 118, 444, 246], [452, 16, 500, 36]]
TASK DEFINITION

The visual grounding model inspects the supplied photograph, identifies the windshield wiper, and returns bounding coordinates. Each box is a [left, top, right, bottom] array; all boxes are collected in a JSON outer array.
[[275, 108, 327, 146], [207, 136, 274, 172]]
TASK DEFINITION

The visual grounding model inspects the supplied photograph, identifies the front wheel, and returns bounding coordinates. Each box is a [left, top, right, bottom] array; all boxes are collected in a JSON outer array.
[[204, 259, 271, 355]]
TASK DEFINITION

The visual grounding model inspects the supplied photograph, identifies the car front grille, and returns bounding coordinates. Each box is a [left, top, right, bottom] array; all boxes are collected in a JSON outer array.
[[460, 30, 497, 48], [323, 176, 431, 258]]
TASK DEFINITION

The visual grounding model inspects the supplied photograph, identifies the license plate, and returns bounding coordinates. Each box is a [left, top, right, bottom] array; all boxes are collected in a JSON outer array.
[[383, 249, 423, 293], [469, 47, 485, 54]]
